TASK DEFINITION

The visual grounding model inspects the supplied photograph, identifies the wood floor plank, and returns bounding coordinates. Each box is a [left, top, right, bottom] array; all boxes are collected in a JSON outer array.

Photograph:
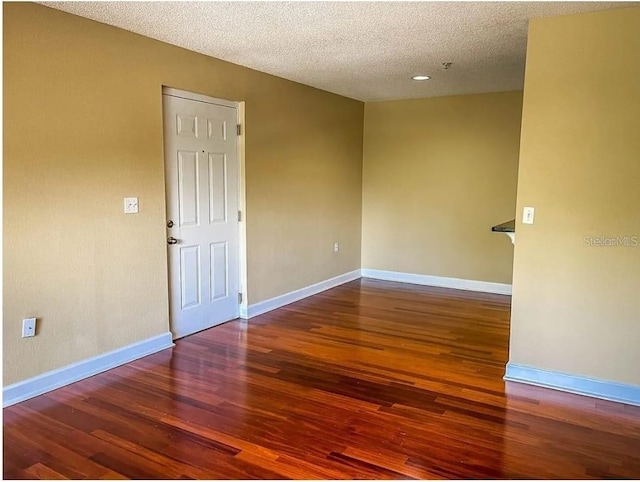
[[4, 278, 640, 479], [22, 463, 68, 480]]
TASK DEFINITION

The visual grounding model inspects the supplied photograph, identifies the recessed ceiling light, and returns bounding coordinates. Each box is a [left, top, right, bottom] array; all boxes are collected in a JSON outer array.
[[412, 75, 430, 81]]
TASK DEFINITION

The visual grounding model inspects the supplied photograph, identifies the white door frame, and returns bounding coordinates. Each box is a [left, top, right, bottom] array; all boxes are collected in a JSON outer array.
[[161, 86, 249, 330]]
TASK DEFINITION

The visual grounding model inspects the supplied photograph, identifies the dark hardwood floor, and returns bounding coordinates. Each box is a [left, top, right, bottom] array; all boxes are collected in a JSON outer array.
[[4, 278, 640, 479]]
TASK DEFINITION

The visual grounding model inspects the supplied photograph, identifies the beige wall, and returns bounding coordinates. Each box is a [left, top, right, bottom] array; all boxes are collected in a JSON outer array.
[[510, 7, 640, 385], [362, 92, 523, 284], [3, 3, 364, 385]]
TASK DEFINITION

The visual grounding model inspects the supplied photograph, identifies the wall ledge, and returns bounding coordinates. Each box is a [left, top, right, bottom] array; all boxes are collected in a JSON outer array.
[[361, 269, 512, 295], [240, 269, 362, 319], [504, 362, 640, 407], [3, 332, 174, 408]]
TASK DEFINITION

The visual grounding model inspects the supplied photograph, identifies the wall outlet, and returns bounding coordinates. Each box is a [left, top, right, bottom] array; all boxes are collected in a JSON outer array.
[[523, 206, 535, 224], [22, 318, 36, 338], [124, 197, 139, 214], [333, 242, 340, 253]]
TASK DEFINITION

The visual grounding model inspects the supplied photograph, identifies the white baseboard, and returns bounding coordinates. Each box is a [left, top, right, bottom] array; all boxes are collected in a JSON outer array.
[[240, 269, 362, 319], [361, 269, 512, 295], [504, 363, 640, 406], [3, 332, 174, 408]]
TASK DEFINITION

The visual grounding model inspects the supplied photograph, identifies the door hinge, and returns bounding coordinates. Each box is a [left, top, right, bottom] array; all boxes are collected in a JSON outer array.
[[238, 293, 243, 304], [236, 124, 242, 136], [238, 210, 242, 222]]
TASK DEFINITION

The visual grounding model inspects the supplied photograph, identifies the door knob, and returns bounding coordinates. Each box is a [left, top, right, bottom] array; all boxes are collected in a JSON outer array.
[[167, 237, 178, 245]]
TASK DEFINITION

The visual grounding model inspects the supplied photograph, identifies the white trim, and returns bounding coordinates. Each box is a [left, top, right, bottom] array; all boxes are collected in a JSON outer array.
[[504, 363, 640, 407], [3, 332, 174, 408], [361, 269, 512, 295], [237, 101, 249, 318], [240, 269, 361, 319], [161, 86, 237, 108]]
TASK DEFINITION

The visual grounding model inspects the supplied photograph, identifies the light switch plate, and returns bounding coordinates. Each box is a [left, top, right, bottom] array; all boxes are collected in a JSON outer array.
[[523, 206, 535, 224], [124, 197, 139, 214], [22, 318, 36, 338]]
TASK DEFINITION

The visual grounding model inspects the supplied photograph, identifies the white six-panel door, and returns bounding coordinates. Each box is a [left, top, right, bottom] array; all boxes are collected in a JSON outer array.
[[162, 90, 239, 339]]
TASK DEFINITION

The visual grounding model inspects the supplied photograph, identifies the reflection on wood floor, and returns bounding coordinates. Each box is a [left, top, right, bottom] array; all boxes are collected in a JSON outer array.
[[4, 278, 640, 479]]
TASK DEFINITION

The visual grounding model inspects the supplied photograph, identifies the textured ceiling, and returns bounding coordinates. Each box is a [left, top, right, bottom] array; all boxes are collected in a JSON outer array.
[[40, 1, 635, 101]]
